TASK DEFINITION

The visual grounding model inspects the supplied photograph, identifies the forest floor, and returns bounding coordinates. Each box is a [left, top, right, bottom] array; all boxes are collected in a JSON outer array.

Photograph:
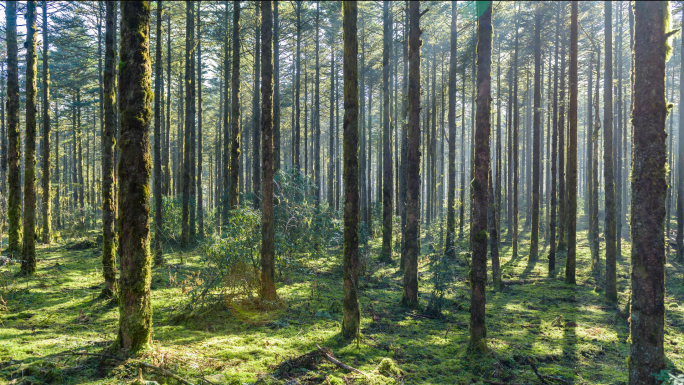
[[1, 227, 683, 385]]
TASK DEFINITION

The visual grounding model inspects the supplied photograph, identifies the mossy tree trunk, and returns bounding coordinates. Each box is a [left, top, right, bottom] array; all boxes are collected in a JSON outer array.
[[116, 0, 153, 355], [6, 0, 21, 255], [565, 1, 578, 284], [629, 2, 668, 383], [229, 1, 241, 210], [380, 0, 393, 264], [469, 0, 491, 353], [41, 0, 51, 245], [260, 0, 276, 302], [252, 4, 260, 210], [341, 0, 360, 341], [273, 1, 280, 173], [402, 0, 422, 309], [21, 0, 38, 275], [678, 9, 684, 261], [445, 1, 457, 260], [153, 0, 164, 266], [181, 1, 195, 249], [102, 1, 118, 298], [604, 0, 617, 302]]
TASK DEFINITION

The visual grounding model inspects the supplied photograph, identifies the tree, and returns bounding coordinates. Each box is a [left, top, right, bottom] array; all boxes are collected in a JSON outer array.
[[153, 0, 164, 265], [445, 0, 457, 259], [380, 0, 393, 264], [274, 1, 280, 173], [549, 4, 559, 272], [530, 8, 541, 261], [629, 2, 668, 383], [341, 0, 360, 341], [181, 1, 195, 249], [6, 0, 21, 255], [678, 8, 684, 261], [116, 0, 153, 354], [260, 0, 276, 301], [469, 0, 492, 353], [565, 1, 578, 284], [314, 0, 320, 204], [101, 1, 118, 298], [41, 0, 52, 245], [294, 1, 301, 171], [197, 1, 204, 238], [402, 0, 422, 309], [22, 0, 38, 275], [252, 4, 261, 209], [604, 0, 617, 302], [229, 1, 241, 209]]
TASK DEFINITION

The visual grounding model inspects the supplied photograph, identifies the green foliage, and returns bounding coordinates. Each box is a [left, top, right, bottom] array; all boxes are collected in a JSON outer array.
[[657, 370, 684, 385]]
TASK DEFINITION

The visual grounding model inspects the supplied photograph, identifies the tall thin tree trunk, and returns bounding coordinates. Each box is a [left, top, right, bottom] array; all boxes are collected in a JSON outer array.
[[550, 3, 559, 273], [294, 2, 301, 172], [21, 1, 38, 275], [565, 1, 578, 284], [341, 0, 360, 341], [274, 1, 280, 173], [679, 7, 684, 261], [197, 1, 204, 238], [7, 0, 22, 255], [116, 0, 153, 355], [181, 2, 195, 248], [380, 0, 393, 264], [260, 0, 276, 301], [101, 1, 118, 297], [402, 0, 423, 309], [470, 0, 491, 352], [558, 14, 567, 251], [446, 1, 457, 259], [328, 31, 335, 206], [629, 2, 668, 383], [154, 0, 164, 265], [604, 0, 617, 302], [512, 7, 519, 258], [314, 1, 320, 204], [41, 0, 51, 244], [229, 1, 241, 209], [530, 9, 542, 261], [253, 4, 261, 209]]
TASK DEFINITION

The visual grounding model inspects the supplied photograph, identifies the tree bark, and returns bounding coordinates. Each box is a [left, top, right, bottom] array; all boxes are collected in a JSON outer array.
[[558, 12, 567, 252], [181, 1, 195, 249], [116, 0, 153, 355], [314, 1, 320, 205], [260, 0, 276, 301], [197, 1, 204, 238], [153, 0, 164, 265], [512, 7, 519, 258], [341, 0, 360, 341], [380, 0, 393, 264], [550, 3, 559, 273], [229, 1, 241, 209], [469, 0, 491, 353], [6, 0, 21, 255], [294, 2, 301, 172], [252, 4, 261, 209], [446, 1, 457, 259], [21, 0, 38, 275], [565, 1, 578, 284], [41, 0, 51, 245], [274, 1, 280, 173], [530, 9, 541, 261], [629, 2, 668, 383], [604, 0, 617, 302]]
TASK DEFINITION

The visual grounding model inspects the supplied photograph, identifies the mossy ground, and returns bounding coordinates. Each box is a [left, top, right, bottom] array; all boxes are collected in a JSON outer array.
[[1, 226, 683, 384]]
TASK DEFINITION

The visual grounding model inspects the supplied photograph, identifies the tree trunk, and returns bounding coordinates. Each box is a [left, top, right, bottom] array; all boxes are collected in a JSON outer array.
[[592, 47, 600, 273], [229, 1, 241, 209], [530, 9, 541, 261], [197, 1, 204, 238], [274, 1, 280, 173], [41, 0, 51, 245], [512, 8, 519, 258], [116, 0, 153, 355], [550, 3, 559, 273], [253, 4, 261, 209], [558, 13, 567, 252], [629, 2, 668, 383], [294, 2, 301, 172], [446, 1, 457, 259], [328, 31, 335, 207], [260, 0, 276, 301], [399, 0, 408, 270], [165, 14, 172, 196], [314, 1, 320, 205], [380, 0, 393, 264], [101, 1, 118, 297], [604, 0, 617, 302], [679, 6, 684, 261], [6, 0, 21, 255], [565, 1, 578, 284], [21, 1, 38, 275], [402, 0, 422, 309], [470, 0, 491, 353], [153, 0, 164, 265], [181, 1, 195, 248], [222, 1, 231, 225], [341, 0, 360, 341]]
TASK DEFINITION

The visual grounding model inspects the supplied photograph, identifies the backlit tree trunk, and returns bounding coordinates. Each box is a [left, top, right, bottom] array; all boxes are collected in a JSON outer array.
[[446, 1, 457, 259], [6, 0, 21, 255], [565, 1, 578, 284], [41, 0, 51, 245], [153, 0, 164, 265], [629, 2, 668, 383], [380, 0, 393, 264], [116, 0, 153, 355], [229, 1, 241, 209], [341, 0, 360, 341], [530, 9, 541, 261], [604, 0, 617, 302], [181, 1, 195, 248]]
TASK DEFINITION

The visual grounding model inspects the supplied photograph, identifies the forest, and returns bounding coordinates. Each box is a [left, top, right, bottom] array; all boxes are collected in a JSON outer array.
[[0, 0, 681, 384]]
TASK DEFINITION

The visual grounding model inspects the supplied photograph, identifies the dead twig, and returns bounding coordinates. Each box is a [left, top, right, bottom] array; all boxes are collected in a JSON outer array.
[[315, 344, 368, 377], [527, 357, 548, 384]]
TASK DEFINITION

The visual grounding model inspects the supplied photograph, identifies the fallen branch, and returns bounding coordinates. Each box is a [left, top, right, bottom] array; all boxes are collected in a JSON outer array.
[[315, 344, 367, 377], [60, 351, 196, 385], [527, 358, 548, 384]]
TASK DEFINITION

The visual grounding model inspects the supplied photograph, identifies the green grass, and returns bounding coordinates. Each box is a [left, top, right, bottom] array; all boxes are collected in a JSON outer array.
[[1, 227, 683, 384]]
